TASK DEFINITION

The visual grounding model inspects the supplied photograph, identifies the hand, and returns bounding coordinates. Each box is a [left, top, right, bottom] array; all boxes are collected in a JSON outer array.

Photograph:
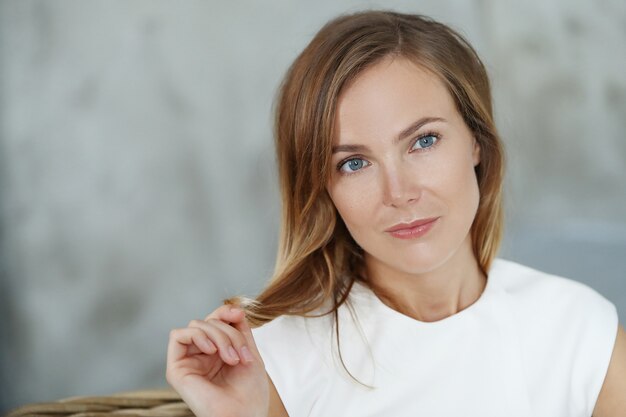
[[166, 305, 269, 417]]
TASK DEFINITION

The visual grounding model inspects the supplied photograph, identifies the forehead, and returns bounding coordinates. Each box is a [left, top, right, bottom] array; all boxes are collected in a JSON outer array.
[[334, 57, 456, 143]]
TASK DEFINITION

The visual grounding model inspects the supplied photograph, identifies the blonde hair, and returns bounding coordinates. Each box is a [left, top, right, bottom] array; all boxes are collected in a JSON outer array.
[[225, 9, 505, 381]]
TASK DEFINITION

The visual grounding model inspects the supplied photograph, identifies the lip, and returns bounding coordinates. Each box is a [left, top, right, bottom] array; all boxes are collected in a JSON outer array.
[[385, 217, 439, 239]]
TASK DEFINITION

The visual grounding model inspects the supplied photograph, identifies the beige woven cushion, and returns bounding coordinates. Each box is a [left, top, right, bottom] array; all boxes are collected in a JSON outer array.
[[6, 389, 195, 417]]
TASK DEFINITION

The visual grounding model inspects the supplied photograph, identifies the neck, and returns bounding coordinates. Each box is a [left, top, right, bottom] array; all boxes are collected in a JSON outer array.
[[364, 235, 486, 323]]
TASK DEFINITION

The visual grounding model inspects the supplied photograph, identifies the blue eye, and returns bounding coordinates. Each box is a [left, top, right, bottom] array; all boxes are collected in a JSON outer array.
[[412, 134, 439, 150], [339, 158, 370, 173]]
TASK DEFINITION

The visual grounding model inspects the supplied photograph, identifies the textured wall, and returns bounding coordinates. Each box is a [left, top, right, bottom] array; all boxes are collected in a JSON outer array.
[[0, 0, 624, 412]]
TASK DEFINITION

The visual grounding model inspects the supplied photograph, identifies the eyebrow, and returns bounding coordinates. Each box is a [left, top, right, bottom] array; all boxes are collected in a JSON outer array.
[[332, 116, 446, 154]]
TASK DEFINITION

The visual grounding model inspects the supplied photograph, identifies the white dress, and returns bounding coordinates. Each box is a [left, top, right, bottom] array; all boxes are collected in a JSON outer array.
[[251, 258, 618, 417]]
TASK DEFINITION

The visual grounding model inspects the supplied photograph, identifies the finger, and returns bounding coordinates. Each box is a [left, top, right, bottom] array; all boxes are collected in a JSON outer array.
[[185, 344, 202, 356], [183, 338, 215, 357], [206, 306, 257, 348], [167, 328, 217, 364], [203, 306, 260, 361], [227, 311, 261, 360], [208, 317, 257, 365], [204, 304, 247, 324], [191, 331, 218, 355], [189, 319, 249, 365]]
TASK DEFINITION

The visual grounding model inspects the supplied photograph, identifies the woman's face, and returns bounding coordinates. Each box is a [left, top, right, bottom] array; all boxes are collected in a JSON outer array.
[[327, 57, 481, 276]]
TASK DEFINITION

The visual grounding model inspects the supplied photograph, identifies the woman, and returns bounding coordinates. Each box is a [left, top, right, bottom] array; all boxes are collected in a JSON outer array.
[[166, 10, 625, 417]]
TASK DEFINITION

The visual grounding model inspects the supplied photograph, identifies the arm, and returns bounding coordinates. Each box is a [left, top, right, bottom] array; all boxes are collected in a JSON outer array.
[[593, 323, 626, 417], [268, 373, 290, 417]]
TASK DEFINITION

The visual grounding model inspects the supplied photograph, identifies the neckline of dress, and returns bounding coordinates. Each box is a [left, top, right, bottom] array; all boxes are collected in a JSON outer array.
[[348, 258, 504, 329]]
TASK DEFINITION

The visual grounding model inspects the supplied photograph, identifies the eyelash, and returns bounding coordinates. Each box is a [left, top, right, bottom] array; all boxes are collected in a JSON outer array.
[[335, 131, 442, 175], [411, 131, 441, 151]]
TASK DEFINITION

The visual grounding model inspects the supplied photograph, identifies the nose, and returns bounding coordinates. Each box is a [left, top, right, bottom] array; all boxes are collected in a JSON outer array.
[[380, 162, 421, 207]]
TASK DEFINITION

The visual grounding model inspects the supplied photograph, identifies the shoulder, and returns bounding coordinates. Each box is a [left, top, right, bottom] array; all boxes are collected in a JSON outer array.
[[251, 313, 333, 416], [490, 257, 616, 319], [491, 258, 619, 415], [251, 314, 306, 339], [491, 257, 617, 344], [251, 313, 332, 369], [491, 257, 592, 293], [251, 310, 334, 348]]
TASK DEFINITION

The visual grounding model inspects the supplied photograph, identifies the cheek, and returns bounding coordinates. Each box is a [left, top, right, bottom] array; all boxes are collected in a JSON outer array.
[[413, 153, 480, 234], [328, 180, 374, 231], [442, 157, 481, 218]]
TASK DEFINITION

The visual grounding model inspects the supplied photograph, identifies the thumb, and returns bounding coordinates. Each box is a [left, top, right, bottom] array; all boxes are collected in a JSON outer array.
[[229, 308, 263, 358]]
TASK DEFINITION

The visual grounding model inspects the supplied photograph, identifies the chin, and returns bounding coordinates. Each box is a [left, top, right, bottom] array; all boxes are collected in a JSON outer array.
[[377, 247, 450, 276], [397, 257, 447, 275]]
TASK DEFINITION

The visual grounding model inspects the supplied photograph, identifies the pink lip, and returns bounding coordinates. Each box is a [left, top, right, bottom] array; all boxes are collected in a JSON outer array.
[[385, 217, 439, 239]]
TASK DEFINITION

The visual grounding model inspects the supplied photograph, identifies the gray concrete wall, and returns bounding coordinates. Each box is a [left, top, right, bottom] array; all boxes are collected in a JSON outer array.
[[0, 0, 624, 412]]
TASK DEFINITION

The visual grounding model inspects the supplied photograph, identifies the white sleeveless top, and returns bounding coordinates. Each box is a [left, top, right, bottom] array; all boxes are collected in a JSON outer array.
[[251, 258, 618, 417]]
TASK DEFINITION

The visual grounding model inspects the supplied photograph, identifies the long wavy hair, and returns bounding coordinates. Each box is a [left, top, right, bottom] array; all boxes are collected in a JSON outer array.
[[225, 9, 505, 382]]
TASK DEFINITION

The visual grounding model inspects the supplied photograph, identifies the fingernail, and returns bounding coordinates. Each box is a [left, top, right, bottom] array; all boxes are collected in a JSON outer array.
[[228, 345, 240, 361], [241, 346, 254, 363], [204, 339, 215, 353], [230, 307, 241, 314]]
